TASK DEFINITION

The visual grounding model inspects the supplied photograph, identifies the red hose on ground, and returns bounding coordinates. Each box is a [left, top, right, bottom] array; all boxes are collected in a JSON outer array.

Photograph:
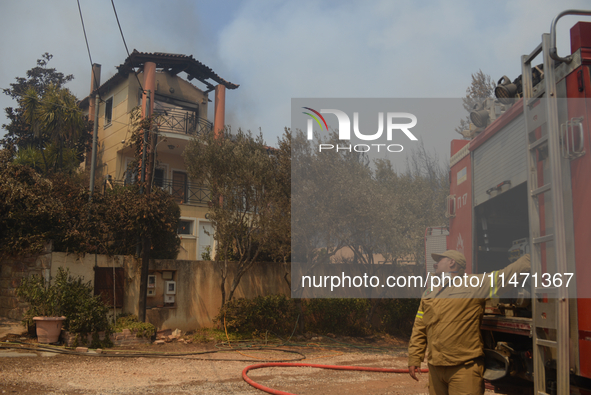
[[242, 362, 429, 395]]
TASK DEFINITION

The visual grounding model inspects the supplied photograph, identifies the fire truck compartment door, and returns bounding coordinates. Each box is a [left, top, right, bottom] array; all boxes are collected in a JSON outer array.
[[473, 113, 527, 206]]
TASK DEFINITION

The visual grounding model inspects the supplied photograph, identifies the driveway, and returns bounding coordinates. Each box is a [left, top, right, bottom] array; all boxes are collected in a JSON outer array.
[[0, 335, 430, 394]]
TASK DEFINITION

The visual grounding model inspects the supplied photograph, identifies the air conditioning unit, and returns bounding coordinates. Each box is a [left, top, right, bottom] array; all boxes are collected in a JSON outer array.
[[165, 281, 176, 295], [165, 295, 175, 304], [147, 289, 156, 297]]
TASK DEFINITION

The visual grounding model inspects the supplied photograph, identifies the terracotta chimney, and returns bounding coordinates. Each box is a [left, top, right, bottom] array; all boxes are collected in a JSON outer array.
[[213, 84, 226, 138], [142, 62, 156, 118], [88, 64, 101, 122]]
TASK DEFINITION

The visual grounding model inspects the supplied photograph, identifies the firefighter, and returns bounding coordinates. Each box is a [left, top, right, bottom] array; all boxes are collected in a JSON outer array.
[[408, 250, 530, 395]]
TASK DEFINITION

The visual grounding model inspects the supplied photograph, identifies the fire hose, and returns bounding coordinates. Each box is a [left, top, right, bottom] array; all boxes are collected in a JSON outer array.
[[242, 362, 429, 395]]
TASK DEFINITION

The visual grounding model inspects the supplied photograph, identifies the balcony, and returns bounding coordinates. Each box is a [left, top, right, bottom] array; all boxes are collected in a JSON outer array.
[[153, 108, 212, 136], [156, 179, 211, 206], [112, 178, 211, 206]]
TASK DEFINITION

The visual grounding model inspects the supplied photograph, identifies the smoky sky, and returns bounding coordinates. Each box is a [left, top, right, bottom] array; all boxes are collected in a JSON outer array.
[[1, 0, 589, 169]]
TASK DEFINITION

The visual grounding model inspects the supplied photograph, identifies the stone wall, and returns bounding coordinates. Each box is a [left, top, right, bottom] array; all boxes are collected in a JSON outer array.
[[133, 259, 292, 332], [2, 249, 291, 333], [0, 245, 52, 320]]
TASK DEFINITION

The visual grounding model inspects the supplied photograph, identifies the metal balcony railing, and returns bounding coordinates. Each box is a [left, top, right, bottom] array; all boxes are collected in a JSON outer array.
[[110, 178, 211, 206], [153, 108, 212, 136], [157, 179, 211, 206]]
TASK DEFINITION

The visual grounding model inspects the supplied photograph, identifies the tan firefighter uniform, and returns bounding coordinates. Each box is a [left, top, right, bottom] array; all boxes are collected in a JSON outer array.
[[408, 254, 530, 395]]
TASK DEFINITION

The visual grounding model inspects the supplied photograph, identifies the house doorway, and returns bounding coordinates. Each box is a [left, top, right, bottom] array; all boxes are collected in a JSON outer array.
[[172, 171, 187, 203]]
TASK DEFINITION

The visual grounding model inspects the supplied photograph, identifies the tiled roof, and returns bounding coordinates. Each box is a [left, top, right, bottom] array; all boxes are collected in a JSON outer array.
[[118, 50, 238, 91], [80, 50, 238, 108]]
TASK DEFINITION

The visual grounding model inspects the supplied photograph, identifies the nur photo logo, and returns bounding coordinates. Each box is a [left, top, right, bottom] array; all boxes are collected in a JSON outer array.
[[302, 107, 418, 153]]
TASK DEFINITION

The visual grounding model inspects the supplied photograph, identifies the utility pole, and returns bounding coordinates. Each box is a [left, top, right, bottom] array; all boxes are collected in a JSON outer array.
[[138, 90, 152, 322], [88, 63, 101, 202], [139, 91, 150, 195], [88, 92, 100, 202]]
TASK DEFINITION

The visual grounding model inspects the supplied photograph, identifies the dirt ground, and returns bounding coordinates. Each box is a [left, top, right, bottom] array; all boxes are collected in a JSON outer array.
[[0, 318, 516, 395], [0, 330, 436, 395]]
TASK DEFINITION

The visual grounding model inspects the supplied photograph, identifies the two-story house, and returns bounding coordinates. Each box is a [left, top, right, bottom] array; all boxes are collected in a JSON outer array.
[[79, 50, 238, 260]]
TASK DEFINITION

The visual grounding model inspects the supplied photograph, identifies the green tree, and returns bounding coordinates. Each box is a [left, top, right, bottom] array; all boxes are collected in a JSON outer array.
[[3, 53, 73, 100], [402, 140, 449, 261], [184, 128, 286, 306], [373, 141, 449, 264], [290, 130, 449, 328], [102, 185, 181, 259], [17, 85, 86, 173], [1, 53, 92, 172], [264, 129, 292, 286], [292, 130, 448, 266], [0, 147, 180, 259], [0, 57, 180, 263], [0, 149, 61, 258], [291, 130, 350, 266]]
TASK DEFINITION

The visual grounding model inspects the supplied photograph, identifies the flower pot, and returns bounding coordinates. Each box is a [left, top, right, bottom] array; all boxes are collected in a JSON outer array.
[[33, 316, 66, 344]]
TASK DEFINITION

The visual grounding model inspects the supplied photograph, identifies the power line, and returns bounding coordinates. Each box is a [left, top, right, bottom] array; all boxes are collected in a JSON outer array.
[[76, 0, 102, 101], [110, 0, 144, 92], [111, 0, 130, 57]]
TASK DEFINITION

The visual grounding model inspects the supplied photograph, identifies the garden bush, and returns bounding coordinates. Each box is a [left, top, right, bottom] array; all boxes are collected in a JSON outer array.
[[214, 295, 422, 339], [54, 268, 110, 335], [215, 294, 298, 336], [0, 149, 181, 259], [304, 298, 371, 336], [16, 267, 111, 342], [378, 298, 420, 335], [113, 314, 156, 338]]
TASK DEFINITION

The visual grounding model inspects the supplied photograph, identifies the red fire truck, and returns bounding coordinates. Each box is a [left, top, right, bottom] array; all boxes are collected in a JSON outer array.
[[429, 10, 591, 394]]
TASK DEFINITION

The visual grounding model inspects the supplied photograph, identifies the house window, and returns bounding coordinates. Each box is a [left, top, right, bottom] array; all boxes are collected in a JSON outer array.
[[178, 219, 193, 235], [94, 267, 124, 308], [104, 97, 113, 126], [154, 168, 165, 188]]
